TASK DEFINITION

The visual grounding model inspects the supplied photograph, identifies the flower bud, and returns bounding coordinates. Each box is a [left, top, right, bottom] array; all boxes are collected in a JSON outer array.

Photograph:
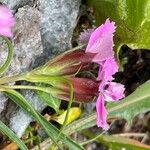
[[30, 50, 95, 77], [52, 77, 99, 103]]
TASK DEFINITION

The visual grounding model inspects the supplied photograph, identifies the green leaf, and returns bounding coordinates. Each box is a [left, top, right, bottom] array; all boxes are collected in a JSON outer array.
[[65, 80, 150, 133], [0, 36, 14, 76], [0, 120, 28, 150], [5, 90, 84, 150], [82, 130, 150, 150], [37, 91, 61, 112], [88, 0, 150, 54], [101, 135, 150, 150]]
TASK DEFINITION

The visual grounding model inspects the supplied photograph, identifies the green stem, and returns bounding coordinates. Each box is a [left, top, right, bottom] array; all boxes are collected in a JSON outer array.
[[0, 36, 14, 76], [81, 130, 106, 146], [80, 122, 114, 146], [0, 85, 63, 96], [0, 73, 62, 85], [0, 74, 25, 85], [57, 80, 74, 139], [1, 84, 46, 90]]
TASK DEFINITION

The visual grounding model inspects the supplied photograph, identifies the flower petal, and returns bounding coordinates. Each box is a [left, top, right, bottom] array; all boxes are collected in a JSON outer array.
[[104, 82, 125, 102], [0, 27, 13, 37], [86, 19, 116, 63], [0, 6, 15, 37], [96, 94, 109, 130], [97, 58, 119, 81]]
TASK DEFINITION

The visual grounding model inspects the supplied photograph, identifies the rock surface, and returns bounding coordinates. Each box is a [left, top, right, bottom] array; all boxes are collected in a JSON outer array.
[[39, 0, 80, 56], [0, 0, 80, 137], [2, 0, 34, 11], [0, 5, 43, 136]]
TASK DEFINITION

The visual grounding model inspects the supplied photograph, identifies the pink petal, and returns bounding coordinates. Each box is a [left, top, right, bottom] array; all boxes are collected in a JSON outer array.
[[96, 94, 109, 130], [0, 27, 13, 37], [86, 19, 116, 63], [104, 82, 125, 102], [79, 28, 95, 44], [97, 58, 119, 81], [0, 6, 15, 37]]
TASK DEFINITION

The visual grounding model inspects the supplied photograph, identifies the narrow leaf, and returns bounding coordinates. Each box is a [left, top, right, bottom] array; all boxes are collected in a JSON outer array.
[[83, 130, 150, 150], [37, 91, 60, 112], [0, 120, 28, 150], [5, 90, 84, 150]]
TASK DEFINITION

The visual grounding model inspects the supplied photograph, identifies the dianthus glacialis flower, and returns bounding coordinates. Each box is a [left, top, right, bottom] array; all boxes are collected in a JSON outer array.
[[81, 19, 125, 130], [0, 6, 15, 37], [96, 82, 125, 130]]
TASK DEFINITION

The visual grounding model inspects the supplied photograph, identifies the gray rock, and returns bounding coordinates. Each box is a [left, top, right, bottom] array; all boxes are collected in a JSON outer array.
[[0, 93, 7, 114], [7, 6, 45, 137], [2, 0, 34, 11], [0, 0, 80, 137], [9, 90, 46, 138], [0, 5, 43, 133], [39, 0, 80, 59]]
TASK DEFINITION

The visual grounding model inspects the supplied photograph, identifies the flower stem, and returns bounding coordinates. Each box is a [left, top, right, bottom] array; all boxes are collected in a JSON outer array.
[[0, 74, 25, 85], [80, 130, 106, 146], [0, 84, 60, 96], [0, 36, 14, 76]]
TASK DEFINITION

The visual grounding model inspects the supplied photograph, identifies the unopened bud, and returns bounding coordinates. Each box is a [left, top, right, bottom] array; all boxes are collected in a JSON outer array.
[[29, 50, 95, 77]]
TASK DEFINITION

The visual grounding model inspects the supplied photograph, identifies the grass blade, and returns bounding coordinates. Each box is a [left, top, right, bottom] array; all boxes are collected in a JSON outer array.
[[5, 90, 84, 150], [0, 120, 28, 150]]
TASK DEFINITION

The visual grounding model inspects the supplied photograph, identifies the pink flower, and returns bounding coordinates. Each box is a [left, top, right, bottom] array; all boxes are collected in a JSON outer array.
[[81, 18, 125, 130], [0, 6, 15, 37], [96, 57, 124, 130], [83, 19, 124, 130], [85, 19, 116, 63], [97, 81, 125, 130]]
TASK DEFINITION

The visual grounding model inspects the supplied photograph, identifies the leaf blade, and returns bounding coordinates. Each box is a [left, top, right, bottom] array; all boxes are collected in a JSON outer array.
[[83, 130, 150, 150], [5, 90, 84, 150], [37, 91, 60, 112], [0, 120, 28, 150]]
